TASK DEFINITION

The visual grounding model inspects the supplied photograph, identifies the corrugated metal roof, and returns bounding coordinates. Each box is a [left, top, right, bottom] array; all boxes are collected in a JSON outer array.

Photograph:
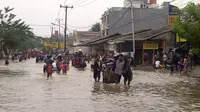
[[77, 26, 173, 46], [78, 33, 121, 46], [113, 26, 173, 42]]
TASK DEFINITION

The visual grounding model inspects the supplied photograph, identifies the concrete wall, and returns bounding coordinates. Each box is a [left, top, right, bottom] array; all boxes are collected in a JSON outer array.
[[107, 4, 169, 35], [73, 46, 91, 54]]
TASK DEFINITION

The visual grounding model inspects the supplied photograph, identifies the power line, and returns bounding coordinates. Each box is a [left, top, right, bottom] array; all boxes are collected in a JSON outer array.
[[74, 0, 98, 8], [64, 0, 68, 6], [68, 8, 73, 17], [111, 4, 132, 17], [67, 24, 93, 28], [67, 27, 73, 33], [55, 0, 68, 21], [109, 8, 130, 30], [56, 8, 61, 20], [68, 0, 83, 5], [70, 0, 90, 6], [110, 0, 184, 31]]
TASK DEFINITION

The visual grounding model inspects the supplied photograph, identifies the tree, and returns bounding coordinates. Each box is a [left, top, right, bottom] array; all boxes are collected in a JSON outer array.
[[89, 22, 100, 32], [0, 6, 36, 55], [173, 2, 200, 54]]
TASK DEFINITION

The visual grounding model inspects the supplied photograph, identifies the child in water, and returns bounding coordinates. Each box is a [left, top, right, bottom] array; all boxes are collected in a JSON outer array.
[[47, 64, 53, 80], [61, 61, 69, 75]]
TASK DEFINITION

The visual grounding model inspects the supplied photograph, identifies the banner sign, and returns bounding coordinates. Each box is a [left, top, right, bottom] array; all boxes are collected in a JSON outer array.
[[176, 35, 186, 42], [149, 0, 156, 4], [51, 42, 58, 48], [143, 42, 158, 50], [44, 42, 66, 48], [44, 42, 51, 47], [169, 4, 179, 16], [168, 16, 179, 25]]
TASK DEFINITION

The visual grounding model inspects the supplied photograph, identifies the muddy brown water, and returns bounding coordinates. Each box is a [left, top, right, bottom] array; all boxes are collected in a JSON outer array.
[[0, 59, 199, 112]]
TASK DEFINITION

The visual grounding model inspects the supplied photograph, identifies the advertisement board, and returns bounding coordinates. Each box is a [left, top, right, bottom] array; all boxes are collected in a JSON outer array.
[[168, 16, 179, 25], [143, 42, 158, 50], [44, 42, 66, 48], [169, 4, 179, 16], [44, 42, 51, 47], [51, 42, 58, 48]]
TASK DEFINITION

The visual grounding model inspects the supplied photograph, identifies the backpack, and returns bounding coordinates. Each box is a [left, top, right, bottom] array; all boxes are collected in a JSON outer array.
[[47, 64, 53, 73]]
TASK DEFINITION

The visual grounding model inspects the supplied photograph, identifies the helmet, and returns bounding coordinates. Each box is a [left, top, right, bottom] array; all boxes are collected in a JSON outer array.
[[113, 53, 119, 57], [79, 49, 82, 51]]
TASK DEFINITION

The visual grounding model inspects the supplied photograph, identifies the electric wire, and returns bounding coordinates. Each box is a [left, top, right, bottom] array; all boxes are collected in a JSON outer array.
[[74, 0, 98, 8]]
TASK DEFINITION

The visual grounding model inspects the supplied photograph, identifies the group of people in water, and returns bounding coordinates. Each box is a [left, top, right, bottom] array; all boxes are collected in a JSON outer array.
[[91, 52, 134, 86], [42, 53, 70, 80], [143, 48, 197, 74], [4, 52, 31, 65]]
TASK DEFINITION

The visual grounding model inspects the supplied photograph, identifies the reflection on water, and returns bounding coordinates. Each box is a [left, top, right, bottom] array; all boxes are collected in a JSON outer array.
[[0, 59, 199, 111]]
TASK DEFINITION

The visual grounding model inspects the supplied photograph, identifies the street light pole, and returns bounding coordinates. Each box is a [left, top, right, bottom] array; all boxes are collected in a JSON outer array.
[[60, 5, 73, 52], [130, 0, 135, 58]]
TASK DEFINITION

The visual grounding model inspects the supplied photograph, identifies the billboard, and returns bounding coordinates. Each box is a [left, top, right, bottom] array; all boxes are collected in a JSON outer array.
[[44, 42, 67, 49], [168, 4, 179, 25], [168, 16, 179, 25], [169, 4, 179, 15], [143, 42, 158, 50]]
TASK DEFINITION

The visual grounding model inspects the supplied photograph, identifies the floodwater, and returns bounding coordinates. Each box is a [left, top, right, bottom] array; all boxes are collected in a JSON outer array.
[[0, 59, 200, 112]]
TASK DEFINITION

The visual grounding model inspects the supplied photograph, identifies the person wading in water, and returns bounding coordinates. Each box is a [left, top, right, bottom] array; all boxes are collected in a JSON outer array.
[[113, 54, 125, 84], [93, 55, 102, 82], [46, 55, 54, 80], [5, 55, 9, 65], [123, 56, 133, 86]]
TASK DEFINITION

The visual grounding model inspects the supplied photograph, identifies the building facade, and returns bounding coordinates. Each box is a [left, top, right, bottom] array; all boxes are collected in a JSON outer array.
[[73, 31, 100, 54], [124, 0, 151, 8], [101, 2, 171, 37]]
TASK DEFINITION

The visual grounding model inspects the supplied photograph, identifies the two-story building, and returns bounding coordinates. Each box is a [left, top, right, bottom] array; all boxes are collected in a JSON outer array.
[[73, 31, 100, 54]]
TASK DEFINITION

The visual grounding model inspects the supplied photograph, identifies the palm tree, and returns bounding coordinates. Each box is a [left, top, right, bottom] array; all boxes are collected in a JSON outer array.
[[0, 7, 35, 57]]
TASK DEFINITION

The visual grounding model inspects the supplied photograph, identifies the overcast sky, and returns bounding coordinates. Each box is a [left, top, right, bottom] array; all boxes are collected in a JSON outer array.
[[0, 0, 191, 37]]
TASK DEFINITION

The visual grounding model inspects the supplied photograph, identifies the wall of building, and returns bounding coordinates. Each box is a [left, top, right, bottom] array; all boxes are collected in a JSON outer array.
[[108, 5, 169, 35], [73, 46, 91, 54], [124, 0, 148, 8]]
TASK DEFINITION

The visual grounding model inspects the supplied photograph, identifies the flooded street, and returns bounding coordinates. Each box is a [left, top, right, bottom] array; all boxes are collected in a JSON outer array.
[[0, 59, 200, 112]]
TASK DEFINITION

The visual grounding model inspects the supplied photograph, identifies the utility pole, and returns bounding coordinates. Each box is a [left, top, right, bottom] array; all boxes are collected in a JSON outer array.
[[60, 5, 73, 52], [50, 26, 54, 54], [130, 0, 135, 58], [51, 26, 54, 37], [56, 19, 62, 49]]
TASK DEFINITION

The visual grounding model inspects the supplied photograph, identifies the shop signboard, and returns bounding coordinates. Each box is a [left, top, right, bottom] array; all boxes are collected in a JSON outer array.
[[44, 42, 51, 47], [143, 42, 158, 50], [168, 4, 179, 25]]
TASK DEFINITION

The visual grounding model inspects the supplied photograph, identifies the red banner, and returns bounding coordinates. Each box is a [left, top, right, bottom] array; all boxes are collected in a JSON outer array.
[[149, 0, 156, 4]]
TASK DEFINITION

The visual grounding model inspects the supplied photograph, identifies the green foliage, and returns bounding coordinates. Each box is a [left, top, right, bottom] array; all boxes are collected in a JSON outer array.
[[89, 22, 100, 32], [173, 2, 200, 50], [0, 6, 41, 53], [191, 48, 200, 55]]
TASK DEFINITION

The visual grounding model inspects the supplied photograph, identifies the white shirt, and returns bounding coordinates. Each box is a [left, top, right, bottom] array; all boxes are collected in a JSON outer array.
[[155, 61, 160, 68], [91, 59, 95, 65], [52, 62, 57, 68]]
